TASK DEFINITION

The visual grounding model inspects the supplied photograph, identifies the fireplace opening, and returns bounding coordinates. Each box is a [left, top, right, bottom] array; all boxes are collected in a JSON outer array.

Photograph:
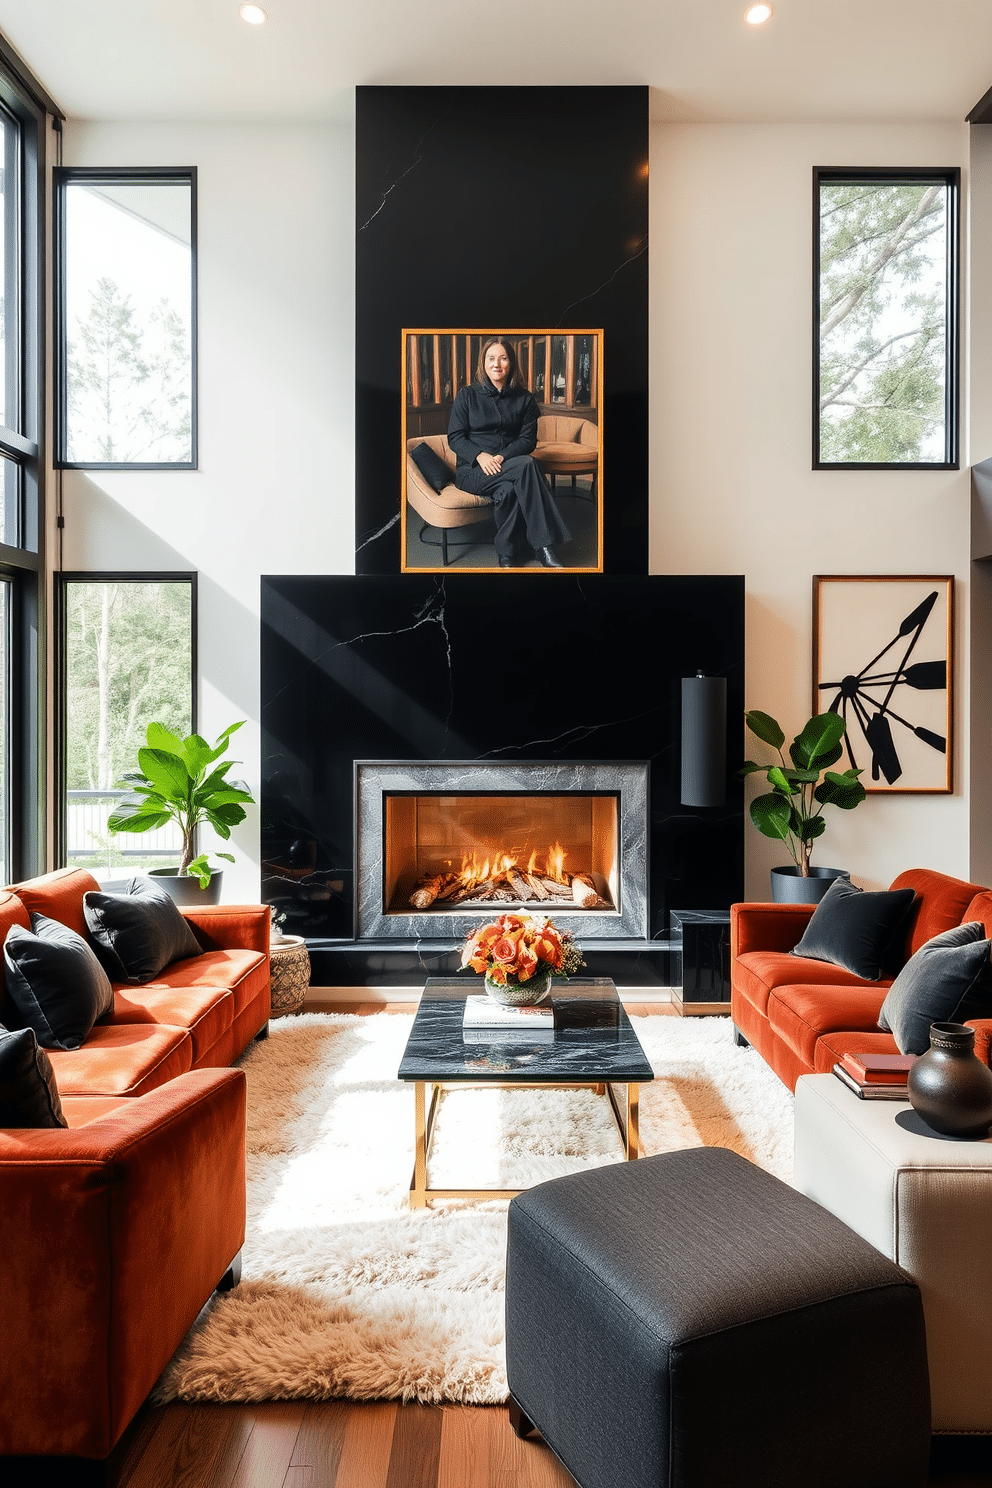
[[383, 792, 619, 915], [355, 761, 649, 942]]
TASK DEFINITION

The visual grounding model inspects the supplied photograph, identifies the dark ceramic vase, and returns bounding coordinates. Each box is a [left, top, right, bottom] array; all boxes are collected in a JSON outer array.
[[907, 1022, 992, 1138]]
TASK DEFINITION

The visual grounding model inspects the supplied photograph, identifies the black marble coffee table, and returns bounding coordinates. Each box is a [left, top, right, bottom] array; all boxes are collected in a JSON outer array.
[[397, 976, 655, 1207]]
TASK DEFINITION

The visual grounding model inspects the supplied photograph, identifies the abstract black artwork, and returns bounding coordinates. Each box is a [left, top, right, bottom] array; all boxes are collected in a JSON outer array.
[[813, 576, 953, 793]]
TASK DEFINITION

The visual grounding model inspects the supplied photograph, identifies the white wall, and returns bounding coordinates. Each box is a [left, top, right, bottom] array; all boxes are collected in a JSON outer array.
[[62, 113, 976, 902], [61, 122, 356, 899], [651, 120, 973, 894]]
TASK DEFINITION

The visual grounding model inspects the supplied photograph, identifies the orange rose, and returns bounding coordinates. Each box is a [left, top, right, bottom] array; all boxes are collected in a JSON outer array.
[[491, 936, 518, 965]]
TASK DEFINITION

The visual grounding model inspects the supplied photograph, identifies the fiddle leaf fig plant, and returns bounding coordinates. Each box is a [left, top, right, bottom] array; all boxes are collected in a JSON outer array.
[[107, 721, 255, 885], [742, 710, 867, 876]]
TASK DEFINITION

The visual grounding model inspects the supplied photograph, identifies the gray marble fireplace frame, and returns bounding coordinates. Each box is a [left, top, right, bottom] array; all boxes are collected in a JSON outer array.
[[354, 760, 650, 943]]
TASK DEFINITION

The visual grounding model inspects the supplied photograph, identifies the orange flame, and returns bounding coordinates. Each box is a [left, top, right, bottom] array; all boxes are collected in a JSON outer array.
[[453, 842, 569, 890]]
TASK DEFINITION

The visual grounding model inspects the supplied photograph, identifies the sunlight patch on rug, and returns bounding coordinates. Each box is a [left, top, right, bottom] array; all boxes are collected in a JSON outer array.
[[155, 1010, 793, 1405]]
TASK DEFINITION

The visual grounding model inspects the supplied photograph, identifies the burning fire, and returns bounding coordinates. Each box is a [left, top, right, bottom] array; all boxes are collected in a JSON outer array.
[[406, 840, 610, 911], [452, 841, 568, 891]]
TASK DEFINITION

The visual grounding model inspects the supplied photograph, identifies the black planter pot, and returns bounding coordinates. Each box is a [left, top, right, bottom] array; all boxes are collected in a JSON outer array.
[[907, 1022, 992, 1138], [769, 867, 849, 905], [148, 868, 224, 906]]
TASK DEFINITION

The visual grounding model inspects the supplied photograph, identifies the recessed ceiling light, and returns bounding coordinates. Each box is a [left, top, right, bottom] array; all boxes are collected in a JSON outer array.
[[744, 3, 773, 23], [239, 3, 268, 23]]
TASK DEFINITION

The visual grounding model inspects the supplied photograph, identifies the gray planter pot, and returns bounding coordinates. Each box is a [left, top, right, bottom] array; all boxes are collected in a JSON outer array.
[[148, 867, 224, 906], [770, 866, 848, 905]]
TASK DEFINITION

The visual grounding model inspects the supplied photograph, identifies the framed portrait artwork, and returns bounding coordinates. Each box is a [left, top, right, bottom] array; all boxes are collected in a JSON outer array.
[[401, 328, 604, 574], [813, 575, 953, 794]]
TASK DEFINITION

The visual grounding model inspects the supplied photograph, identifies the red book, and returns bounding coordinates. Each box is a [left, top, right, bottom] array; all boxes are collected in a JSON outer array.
[[840, 1051, 916, 1085]]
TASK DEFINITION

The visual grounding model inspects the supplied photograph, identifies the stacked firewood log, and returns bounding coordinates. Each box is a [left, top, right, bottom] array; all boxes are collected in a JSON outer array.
[[408, 868, 610, 909]]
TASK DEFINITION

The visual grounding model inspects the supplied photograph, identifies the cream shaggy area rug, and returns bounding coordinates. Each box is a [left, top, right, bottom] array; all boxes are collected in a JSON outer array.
[[155, 1010, 794, 1406]]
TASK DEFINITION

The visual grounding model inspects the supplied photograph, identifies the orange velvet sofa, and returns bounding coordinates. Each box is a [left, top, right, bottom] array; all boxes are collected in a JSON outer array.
[[731, 868, 992, 1092], [0, 867, 270, 1469]]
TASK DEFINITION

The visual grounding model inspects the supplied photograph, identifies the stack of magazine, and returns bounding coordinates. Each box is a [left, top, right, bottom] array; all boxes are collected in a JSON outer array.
[[832, 1050, 916, 1100], [462, 994, 555, 1042]]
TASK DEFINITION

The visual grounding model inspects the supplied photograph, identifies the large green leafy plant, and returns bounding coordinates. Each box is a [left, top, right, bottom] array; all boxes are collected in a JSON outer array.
[[742, 711, 867, 876], [107, 721, 255, 886]]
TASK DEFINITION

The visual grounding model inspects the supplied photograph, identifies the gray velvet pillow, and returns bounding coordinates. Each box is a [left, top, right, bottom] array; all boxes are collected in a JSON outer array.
[[0, 1025, 67, 1127], [83, 877, 202, 984], [790, 877, 916, 982], [878, 921, 992, 1055], [3, 913, 114, 1051]]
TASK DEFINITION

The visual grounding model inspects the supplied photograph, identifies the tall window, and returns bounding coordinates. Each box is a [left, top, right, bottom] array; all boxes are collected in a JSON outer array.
[[814, 169, 959, 469], [0, 51, 47, 881], [55, 169, 197, 468], [58, 576, 195, 878], [0, 576, 9, 882]]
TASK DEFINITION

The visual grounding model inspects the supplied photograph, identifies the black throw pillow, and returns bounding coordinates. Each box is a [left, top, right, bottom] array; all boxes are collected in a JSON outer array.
[[3, 913, 114, 1051], [878, 922, 992, 1055], [83, 877, 202, 984], [0, 1025, 67, 1127], [790, 877, 916, 982], [410, 441, 453, 493]]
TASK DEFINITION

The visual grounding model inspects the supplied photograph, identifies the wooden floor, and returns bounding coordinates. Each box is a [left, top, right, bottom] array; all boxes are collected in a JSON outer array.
[[90, 1002, 992, 1487], [104, 1399, 992, 1488]]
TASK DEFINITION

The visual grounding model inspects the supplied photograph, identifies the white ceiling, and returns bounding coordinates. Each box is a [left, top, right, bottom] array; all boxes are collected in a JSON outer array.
[[0, 0, 989, 125]]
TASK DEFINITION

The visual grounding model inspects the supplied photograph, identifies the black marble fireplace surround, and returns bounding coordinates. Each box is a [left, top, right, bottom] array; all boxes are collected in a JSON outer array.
[[261, 574, 744, 986], [355, 85, 649, 574]]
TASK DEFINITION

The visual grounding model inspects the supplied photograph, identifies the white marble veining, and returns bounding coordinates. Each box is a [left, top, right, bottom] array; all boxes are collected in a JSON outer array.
[[355, 759, 649, 942], [397, 977, 654, 1084]]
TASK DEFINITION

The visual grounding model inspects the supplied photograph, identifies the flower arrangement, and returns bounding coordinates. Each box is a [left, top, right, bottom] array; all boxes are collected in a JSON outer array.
[[460, 912, 584, 986]]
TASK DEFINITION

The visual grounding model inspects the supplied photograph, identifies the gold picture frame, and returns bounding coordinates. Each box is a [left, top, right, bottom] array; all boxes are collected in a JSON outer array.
[[401, 327, 604, 574], [813, 575, 953, 794]]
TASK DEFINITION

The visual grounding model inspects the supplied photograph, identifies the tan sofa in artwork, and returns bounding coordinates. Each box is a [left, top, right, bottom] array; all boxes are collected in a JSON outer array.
[[533, 414, 599, 495], [405, 435, 494, 566], [406, 416, 599, 565]]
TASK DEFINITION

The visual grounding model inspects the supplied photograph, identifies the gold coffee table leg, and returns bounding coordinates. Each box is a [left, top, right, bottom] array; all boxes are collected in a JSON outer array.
[[412, 1081, 427, 1208], [605, 1082, 641, 1159], [411, 1082, 443, 1209], [626, 1083, 641, 1158]]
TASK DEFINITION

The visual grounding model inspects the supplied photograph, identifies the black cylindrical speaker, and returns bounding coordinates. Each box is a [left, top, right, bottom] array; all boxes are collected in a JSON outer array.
[[681, 673, 727, 807]]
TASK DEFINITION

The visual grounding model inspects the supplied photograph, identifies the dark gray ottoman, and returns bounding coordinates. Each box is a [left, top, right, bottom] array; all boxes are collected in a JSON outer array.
[[505, 1148, 930, 1488]]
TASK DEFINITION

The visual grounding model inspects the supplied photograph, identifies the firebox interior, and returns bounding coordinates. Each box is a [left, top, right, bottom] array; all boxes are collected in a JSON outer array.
[[383, 793, 619, 914]]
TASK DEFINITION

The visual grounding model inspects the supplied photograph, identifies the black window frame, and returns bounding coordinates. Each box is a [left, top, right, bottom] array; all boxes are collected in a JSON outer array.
[[54, 570, 198, 870], [0, 40, 50, 882], [813, 166, 961, 471], [54, 166, 198, 471]]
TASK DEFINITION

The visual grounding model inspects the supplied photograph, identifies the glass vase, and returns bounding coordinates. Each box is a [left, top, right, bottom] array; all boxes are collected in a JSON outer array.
[[484, 967, 553, 1007]]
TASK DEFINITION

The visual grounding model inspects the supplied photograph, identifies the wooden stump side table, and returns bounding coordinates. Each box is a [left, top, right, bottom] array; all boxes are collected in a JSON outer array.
[[269, 935, 310, 1016]]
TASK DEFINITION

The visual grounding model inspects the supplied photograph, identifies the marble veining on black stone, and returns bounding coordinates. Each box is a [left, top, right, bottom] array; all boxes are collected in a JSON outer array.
[[355, 85, 649, 574], [397, 978, 654, 1083], [260, 574, 745, 965]]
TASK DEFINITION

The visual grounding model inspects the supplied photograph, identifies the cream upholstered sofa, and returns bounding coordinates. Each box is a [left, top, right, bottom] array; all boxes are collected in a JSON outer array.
[[795, 1074, 992, 1434]]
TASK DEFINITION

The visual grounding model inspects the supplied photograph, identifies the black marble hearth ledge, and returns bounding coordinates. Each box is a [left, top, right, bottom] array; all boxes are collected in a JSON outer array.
[[305, 939, 675, 989]]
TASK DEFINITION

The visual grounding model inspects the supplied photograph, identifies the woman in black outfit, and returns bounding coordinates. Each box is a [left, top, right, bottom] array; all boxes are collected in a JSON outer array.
[[447, 337, 570, 568]]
